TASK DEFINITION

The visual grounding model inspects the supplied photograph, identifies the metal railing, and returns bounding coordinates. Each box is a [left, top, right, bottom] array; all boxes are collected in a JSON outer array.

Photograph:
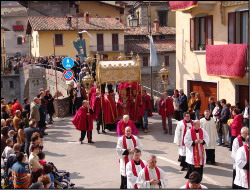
[[89, 45, 125, 52]]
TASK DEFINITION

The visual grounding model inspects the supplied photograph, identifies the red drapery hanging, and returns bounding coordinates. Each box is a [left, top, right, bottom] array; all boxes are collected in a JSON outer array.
[[169, 1, 198, 11], [206, 44, 247, 79]]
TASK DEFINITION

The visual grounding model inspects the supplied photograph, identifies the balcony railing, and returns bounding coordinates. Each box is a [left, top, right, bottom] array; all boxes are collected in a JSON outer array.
[[89, 45, 124, 52]]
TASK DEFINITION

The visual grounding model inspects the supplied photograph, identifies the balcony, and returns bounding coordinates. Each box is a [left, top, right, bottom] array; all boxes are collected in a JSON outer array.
[[89, 45, 124, 52], [1, 47, 6, 54], [13, 25, 24, 31]]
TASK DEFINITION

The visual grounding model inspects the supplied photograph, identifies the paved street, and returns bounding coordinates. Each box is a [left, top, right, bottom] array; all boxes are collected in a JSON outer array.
[[43, 114, 233, 189]]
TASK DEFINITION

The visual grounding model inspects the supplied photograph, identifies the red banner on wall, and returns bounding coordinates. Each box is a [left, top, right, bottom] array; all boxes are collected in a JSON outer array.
[[169, 1, 198, 11], [206, 44, 247, 79]]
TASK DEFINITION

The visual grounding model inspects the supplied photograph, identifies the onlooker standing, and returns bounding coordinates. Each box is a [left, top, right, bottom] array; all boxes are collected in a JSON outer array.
[[44, 89, 55, 124], [13, 110, 22, 132], [188, 92, 196, 120], [1, 126, 9, 155], [23, 98, 30, 115], [193, 93, 201, 120], [219, 99, 230, 147], [172, 89, 180, 121], [208, 97, 216, 117], [17, 122, 26, 152], [37, 97, 47, 135], [1, 105, 10, 120], [243, 99, 249, 128], [2, 138, 14, 162], [74, 82, 87, 111], [30, 97, 40, 123], [39, 91, 48, 123], [79, 67, 87, 83], [11, 98, 22, 116], [178, 89, 188, 120], [67, 81, 75, 115], [140, 90, 153, 133], [213, 101, 223, 145], [28, 144, 43, 172], [230, 108, 243, 151]]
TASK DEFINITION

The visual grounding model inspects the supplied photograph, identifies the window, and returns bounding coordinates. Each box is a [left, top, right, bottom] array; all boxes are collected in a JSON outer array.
[[143, 56, 148, 67], [54, 34, 63, 46], [9, 81, 14, 88], [97, 34, 104, 51], [158, 11, 167, 26], [228, 10, 249, 44], [112, 34, 119, 51], [17, 36, 22, 45], [164, 56, 169, 66], [190, 15, 213, 51]]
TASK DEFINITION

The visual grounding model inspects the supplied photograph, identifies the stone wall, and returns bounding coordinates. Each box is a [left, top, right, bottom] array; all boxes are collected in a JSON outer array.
[[54, 97, 70, 118], [1, 74, 21, 102]]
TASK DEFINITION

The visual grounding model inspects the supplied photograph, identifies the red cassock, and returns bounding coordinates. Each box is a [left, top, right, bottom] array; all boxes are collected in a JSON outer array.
[[116, 120, 138, 136], [88, 87, 97, 109], [158, 97, 174, 118], [139, 94, 153, 117], [103, 94, 118, 124], [72, 106, 94, 131], [129, 94, 142, 123], [92, 95, 105, 120]]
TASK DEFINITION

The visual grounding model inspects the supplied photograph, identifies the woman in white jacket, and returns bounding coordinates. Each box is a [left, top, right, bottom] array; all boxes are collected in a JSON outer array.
[[234, 135, 249, 189]]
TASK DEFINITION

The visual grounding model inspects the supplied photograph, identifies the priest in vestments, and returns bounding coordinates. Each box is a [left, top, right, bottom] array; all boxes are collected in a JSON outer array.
[[174, 112, 193, 171], [136, 155, 168, 189], [184, 120, 210, 180], [180, 171, 208, 189], [231, 127, 248, 189], [117, 115, 138, 136], [88, 83, 97, 109], [234, 135, 249, 189], [104, 90, 118, 131], [158, 92, 174, 135], [116, 127, 143, 189], [93, 89, 106, 134], [126, 148, 147, 189], [72, 100, 95, 144], [200, 110, 218, 165]]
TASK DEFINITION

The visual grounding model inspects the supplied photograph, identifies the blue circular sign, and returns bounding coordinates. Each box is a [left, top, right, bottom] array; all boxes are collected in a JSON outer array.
[[62, 57, 74, 69], [63, 69, 74, 81]]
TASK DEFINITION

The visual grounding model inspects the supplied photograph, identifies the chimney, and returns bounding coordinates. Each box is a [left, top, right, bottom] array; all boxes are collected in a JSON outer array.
[[66, 14, 72, 28], [85, 12, 90, 23], [154, 19, 159, 33]]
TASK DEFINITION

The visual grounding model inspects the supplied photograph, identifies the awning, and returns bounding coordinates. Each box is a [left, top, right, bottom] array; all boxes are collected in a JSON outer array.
[[169, 1, 198, 11], [206, 44, 247, 79]]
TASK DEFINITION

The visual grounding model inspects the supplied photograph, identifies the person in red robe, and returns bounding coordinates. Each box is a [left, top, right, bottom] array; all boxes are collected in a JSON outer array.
[[117, 82, 131, 117], [72, 100, 95, 144], [93, 89, 106, 134], [88, 82, 98, 109], [104, 90, 118, 131], [129, 82, 142, 129], [139, 90, 153, 133], [159, 92, 174, 135], [116, 115, 138, 136]]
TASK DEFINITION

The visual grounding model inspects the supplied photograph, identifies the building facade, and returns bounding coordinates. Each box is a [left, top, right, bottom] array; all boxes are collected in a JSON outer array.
[[1, 26, 10, 71], [175, 1, 249, 114]]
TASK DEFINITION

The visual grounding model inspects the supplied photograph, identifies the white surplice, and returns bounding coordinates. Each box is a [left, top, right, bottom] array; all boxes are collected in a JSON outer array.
[[231, 136, 246, 169], [234, 145, 249, 188], [174, 120, 193, 156], [116, 135, 143, 176], [184, 128, 210, 165], [200, 117, 217, 149], [126, 159, 147, 189], [136, 166, 168, 189]]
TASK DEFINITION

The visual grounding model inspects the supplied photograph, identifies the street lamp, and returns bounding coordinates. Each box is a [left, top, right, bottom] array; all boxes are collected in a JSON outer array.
[[129, 16, 138, 27]]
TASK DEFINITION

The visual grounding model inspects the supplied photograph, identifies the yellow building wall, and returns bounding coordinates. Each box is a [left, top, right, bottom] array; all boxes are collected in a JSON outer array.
[[176, 2, 248, 105], [79, 1, 120, 18], [35, 31, 91, 59]]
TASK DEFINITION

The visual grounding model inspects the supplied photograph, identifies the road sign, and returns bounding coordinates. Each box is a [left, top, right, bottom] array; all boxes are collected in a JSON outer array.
[[62, 57, 74, 69], [63, 69, 74, 81]]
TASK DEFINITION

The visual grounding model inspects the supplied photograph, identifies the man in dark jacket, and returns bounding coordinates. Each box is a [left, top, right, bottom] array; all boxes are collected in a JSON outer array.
[[24, 120, 43, 157], [208, 97, 215, 117], [219, 99, 230, 147], [178, 89, 188, 119]]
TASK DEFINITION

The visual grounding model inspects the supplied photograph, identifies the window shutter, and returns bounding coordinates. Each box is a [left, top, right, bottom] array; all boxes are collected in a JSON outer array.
[[190, 18, 196, 51], [228, 12, 236, 44], [164, 56, 169, 66], [143, 57, 148, 67], [55, 34, 63, 46], [206, 15, 213, 45]]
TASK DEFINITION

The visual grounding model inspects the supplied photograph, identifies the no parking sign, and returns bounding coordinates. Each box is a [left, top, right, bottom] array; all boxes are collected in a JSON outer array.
[[63, 70, 74, 81]]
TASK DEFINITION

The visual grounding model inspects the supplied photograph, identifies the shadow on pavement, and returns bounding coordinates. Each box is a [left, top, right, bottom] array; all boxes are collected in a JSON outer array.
[[160, 165, 182, 175], [204, 167, 232, 178], [202, 182, 230, 189], [43, 151, 66, 157], [144, 149, 167, 154], [70, 172, 85, 180], [91, 141, 117, 149]]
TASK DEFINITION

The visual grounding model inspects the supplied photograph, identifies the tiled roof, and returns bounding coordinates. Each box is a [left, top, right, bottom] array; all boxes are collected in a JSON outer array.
[[125, 26, 175, 35], [2, 10, 27, 17], [28, 16, 125, 31], [126, 40, 176, 53]]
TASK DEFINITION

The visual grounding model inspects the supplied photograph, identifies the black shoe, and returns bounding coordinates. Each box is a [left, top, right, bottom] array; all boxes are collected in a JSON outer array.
[[97, 130, 100, 134], [222, 144, 228, 147], [207, 161, 212, 165], [102, 130, 106, 134], [181, 167, 187, 171], [88, 141, 95, 143], [164, 131, 167, 134], [212, 162, 219, 166], [79, 141, 83, 144]]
